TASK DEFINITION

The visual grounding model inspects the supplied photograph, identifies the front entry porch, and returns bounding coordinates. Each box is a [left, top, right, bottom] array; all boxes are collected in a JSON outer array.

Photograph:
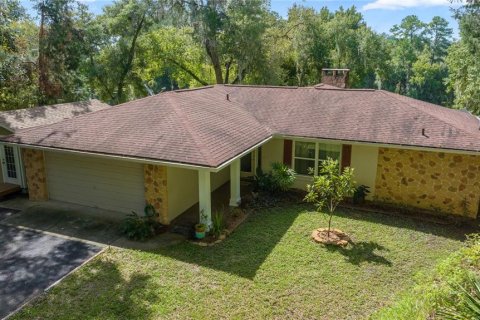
[[171, 179, 253, 229]]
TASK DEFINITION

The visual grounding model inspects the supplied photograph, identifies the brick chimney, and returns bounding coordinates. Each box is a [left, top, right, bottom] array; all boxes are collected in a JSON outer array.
[[321, 68, 350, 88]]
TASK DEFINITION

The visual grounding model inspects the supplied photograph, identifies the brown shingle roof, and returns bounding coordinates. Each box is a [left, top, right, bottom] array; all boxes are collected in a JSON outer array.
[[2, 85, 479, 168], [2, 87, 271, 167], [0, 99, 110, 132]]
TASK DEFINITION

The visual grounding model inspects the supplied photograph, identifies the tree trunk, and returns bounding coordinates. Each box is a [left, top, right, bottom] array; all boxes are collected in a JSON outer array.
[[115, 13, 146, 104], [327, 213, 333, 239], [38, 2, 48, 104], [205, 38, 223, 84]]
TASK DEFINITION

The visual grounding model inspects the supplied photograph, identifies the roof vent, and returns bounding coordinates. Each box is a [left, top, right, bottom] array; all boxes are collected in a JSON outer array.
[[321, 68, 350, 89]]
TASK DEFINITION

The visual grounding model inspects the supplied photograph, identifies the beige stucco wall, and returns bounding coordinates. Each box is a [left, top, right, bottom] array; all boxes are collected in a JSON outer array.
[[167, 167, 198, 222], [262, 138, 380, 192], [166, 166, 230, 222], [212, 166, 230, 191], [261, 138, 284, 172], [351, 145, 379, 199], [375, 147, 480, 217]]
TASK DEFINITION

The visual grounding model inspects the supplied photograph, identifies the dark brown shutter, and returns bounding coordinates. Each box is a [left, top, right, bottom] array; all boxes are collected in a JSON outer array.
[[283, 139, 293, 167], [341, 144, 352, 170]]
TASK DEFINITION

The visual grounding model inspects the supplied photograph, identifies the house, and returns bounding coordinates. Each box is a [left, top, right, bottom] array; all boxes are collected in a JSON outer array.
[[0, 100, 110, 191], [1, 69, 479, 226]]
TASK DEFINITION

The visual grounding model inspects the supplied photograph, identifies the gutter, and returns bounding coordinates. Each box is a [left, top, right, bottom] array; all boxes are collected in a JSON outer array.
[[0, 142, 214, 171], [1, 134, 274, 172]]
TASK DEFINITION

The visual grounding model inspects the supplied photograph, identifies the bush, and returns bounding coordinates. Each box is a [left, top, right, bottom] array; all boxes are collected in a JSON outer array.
[[254, 162, 296, 194], [211, 210, 225, 238], [121, 204, 162, 241], [437, 275, 480, 319]]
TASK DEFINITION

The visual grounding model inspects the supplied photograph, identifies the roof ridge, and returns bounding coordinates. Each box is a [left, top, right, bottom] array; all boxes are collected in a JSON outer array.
[[223, 84, 299, 89], [174, 86, 215, 93], [166, 94, 217, 167], [379, 90, 480, 139]]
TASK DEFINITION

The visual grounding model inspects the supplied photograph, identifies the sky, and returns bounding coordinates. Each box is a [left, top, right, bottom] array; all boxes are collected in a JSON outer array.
[[20, 0, 461, 37]]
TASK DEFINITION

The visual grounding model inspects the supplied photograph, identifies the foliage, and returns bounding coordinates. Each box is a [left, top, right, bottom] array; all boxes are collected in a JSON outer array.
[[446, 0, 480, 114], [254, 162, 296, 194], [210, 210, 225, 238], [121, 204, 161, 241], [304, 158, 355, 236], [372, 233, 480, 319], [0, 0, 475, 112], [437, 275, 480, 320], [353, 184, 370, 204]]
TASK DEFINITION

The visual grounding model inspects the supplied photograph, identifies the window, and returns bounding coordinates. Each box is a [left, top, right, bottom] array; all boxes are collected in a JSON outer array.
[[294, 142, 315, 175], [293, 141, 341, 176], [318, 143, 341, 173]]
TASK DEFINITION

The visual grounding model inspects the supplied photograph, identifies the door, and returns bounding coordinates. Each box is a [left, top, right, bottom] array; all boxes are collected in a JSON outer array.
[[45, 152, 145, 214], [1, 145, 21, 185]]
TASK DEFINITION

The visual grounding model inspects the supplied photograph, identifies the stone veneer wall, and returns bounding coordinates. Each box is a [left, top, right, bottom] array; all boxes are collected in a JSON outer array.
[[144, 164, 168, 224], [375, 147, 480, 218], [22, 148, 49, 201]]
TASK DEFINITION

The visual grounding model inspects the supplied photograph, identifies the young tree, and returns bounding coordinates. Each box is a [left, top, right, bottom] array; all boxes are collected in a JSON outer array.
[[304, 158, 356, 239]]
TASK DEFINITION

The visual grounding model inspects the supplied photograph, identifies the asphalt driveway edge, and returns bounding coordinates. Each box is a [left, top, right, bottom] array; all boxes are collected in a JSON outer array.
[[3, 246, 107, 320]]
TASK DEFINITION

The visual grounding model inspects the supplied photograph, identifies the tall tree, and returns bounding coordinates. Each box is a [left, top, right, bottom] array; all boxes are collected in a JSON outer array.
[[35, 0, 93, 104], [172, 0, 270, 84], [0, 0, 39, 109], [446, 0, 480, 114]]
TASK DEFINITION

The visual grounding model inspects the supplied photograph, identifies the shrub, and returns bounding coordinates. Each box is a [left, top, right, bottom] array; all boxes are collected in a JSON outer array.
[[121, 204, 162, 241], [353, 185, 370, 204], [211, 210, 225, 238], [254, 162, 296, 194], [437, 275, 480, 319], [304, 158, 355, 238]]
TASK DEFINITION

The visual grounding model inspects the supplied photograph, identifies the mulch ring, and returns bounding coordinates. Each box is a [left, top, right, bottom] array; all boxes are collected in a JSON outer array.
[[311, 228, 352, 247]]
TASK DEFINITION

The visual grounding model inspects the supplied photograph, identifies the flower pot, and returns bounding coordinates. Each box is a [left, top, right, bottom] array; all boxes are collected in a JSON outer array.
[[195, 230, 206, 239]]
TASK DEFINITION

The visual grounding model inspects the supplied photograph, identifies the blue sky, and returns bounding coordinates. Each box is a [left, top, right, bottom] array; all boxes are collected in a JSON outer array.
[[21, 0, 461, 37]]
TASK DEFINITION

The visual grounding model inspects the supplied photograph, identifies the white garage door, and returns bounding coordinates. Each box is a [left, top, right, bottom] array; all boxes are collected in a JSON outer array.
[[45, 152, 145, 214]]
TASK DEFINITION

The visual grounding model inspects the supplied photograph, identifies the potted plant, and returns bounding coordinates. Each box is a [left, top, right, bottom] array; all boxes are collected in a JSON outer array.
[[195, 209, 208, 239], [195, 223, 206, 239]]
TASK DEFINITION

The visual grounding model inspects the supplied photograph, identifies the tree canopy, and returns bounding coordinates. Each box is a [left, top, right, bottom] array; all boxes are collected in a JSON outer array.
[[0, 0, 478, 114]]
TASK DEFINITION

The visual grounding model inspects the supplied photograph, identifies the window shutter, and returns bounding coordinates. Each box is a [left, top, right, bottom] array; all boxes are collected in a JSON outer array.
[[283, 139, 293, 167], [341, 144, 352, 170]]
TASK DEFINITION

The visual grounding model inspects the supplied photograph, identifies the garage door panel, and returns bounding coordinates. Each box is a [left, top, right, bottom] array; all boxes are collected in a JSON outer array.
[[45, 152, 145, 214]]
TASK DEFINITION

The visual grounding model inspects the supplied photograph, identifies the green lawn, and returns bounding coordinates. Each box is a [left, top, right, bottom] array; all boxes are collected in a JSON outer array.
[[14, 205, 469, 319]]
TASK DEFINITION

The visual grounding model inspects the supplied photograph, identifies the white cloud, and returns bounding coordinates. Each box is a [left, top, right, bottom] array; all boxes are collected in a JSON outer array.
[[362, 0, 456, 11]]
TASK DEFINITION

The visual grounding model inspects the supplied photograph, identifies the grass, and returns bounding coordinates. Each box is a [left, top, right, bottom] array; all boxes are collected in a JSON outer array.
[[13, 205, 471, 319], [372, 234, 480, 319]]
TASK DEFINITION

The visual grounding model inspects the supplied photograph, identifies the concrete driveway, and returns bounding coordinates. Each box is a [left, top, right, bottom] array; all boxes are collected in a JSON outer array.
[[0, 206, 103, 319]]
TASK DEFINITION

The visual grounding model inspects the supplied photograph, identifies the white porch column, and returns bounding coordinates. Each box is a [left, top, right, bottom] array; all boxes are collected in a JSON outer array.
[[229, 158, 241, 207], [198, 169, 212, 229]]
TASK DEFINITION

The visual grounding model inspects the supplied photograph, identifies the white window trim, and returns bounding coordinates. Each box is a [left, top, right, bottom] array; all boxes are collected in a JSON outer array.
[[292, 139, 342, 177]]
